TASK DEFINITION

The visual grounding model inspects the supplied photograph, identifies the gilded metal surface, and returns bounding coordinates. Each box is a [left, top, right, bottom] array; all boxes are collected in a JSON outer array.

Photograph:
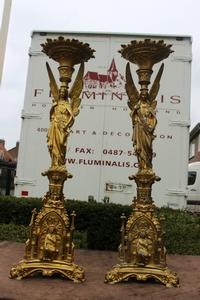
[[119, 39, 173, 69], [41, 37, 95, 173], [10, 37, 95, 282], [105, 39, 179, 287]]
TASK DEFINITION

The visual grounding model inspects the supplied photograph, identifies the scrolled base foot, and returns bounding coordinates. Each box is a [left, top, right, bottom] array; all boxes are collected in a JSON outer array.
[[105, 264, 179, 287], [10, 259, 85, 283]]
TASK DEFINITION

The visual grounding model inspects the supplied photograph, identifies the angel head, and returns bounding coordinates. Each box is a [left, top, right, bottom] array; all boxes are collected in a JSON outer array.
[[59, 86, 68, 100], [139, 89, 149, 102]]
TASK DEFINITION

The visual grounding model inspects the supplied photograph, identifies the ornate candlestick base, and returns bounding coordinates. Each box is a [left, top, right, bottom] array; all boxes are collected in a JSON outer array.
[[10, 258, 84, 282], [105, 174, 179, 287], [105, 39, 179, 287], [10, 170, 84, 282], [105, 263, 178, 287]]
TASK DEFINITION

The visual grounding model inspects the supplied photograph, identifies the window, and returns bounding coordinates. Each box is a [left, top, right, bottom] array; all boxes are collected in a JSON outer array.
[[189, 143, 195, 158], [198, 135, 200, 151], [0, 150, 4, 159], [188, 171, 197, 185]]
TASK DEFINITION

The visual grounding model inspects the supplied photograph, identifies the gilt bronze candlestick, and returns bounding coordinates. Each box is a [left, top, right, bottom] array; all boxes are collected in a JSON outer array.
[[10, 36, 95, 282], [105, 39, 179, 287]]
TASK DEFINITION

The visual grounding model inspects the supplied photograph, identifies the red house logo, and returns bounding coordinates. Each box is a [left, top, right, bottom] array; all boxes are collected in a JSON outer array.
[[83, 59, 125, 90]]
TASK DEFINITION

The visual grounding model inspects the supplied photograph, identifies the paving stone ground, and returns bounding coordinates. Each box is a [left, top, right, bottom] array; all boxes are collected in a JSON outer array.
[[0, 241, 200, 300]]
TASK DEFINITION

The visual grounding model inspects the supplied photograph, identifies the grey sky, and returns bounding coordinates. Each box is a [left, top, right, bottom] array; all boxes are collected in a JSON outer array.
[[0, 0, 200, 149]]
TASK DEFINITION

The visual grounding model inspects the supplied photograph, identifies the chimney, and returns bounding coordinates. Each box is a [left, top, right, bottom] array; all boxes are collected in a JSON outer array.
[[0, 139, 5, 146]]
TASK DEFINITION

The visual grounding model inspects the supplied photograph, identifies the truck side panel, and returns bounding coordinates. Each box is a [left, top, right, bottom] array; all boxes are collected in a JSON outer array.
[[15, 32, 192, 208]]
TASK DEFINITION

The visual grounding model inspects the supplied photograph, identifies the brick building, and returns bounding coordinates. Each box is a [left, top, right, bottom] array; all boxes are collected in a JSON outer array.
[[8, 141, 19, 162], [0, 139, 18, 195]]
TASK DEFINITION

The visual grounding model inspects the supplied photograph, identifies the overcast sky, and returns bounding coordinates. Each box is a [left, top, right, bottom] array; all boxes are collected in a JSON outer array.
[[0, 0, 200, 149]]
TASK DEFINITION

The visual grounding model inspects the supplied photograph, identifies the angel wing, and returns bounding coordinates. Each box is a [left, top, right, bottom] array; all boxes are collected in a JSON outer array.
[[46, 62, 59, 102], [149, 63, 164, 102], [125, 62, 139, 111], [69, 62, 84, 117], [151, 100, 157, 110]]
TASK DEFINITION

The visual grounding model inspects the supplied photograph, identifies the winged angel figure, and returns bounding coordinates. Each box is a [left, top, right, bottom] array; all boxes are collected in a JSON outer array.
[[46, 62, 84, 171], [125, 62, 164, 174]]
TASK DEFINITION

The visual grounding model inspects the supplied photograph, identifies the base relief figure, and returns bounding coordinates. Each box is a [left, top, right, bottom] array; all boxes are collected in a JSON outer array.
[[43, 226, 58, 260], [135, 230, 152, 266]]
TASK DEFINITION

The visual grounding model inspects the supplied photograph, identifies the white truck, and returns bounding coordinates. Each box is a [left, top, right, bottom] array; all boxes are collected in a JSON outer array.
[[15, 31, 192, 208], [187, 162, 200, 212]]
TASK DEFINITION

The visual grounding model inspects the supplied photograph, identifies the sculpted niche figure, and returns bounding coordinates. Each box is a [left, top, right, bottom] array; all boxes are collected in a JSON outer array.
[[46, 62, 84, 171], [43, 226, 58, 260], [125, 63, 164, 174], [135, 229, 152, 266]]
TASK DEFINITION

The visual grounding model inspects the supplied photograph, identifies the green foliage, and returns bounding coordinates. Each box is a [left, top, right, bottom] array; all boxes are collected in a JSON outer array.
[[74, 231, 88, 249], [85, 202, 131, 250], [1, 196, 200, 254], [157, 207, 200, 255], [65, 199, 92, 230], [0, 223, 28, 242], [0, 196, 41, 225]]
